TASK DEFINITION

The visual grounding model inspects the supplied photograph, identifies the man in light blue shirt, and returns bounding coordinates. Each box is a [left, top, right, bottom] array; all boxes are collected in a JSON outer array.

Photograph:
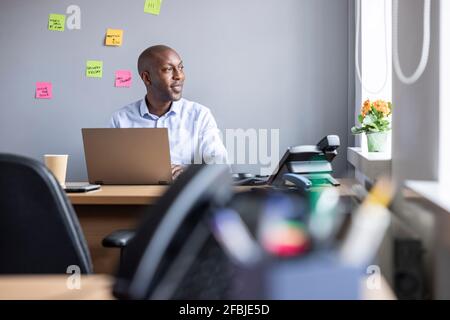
[[110, 45, 227, 178]]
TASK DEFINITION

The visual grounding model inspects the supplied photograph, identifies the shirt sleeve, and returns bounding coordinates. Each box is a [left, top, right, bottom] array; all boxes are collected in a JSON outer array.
[[109, 114, 118, 128], [199, 109, 228, 165]]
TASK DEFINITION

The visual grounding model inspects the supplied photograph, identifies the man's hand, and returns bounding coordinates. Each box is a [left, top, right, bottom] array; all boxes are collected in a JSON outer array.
[[171, 165, 184, 180]]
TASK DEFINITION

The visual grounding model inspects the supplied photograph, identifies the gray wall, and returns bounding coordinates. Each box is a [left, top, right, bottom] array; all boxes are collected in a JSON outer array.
[[392, 0, 440, 182], [0, 0, 350, 180]]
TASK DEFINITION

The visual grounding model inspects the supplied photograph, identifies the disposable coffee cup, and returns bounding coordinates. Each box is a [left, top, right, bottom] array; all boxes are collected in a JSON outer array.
[[44, 154, 68, 187]]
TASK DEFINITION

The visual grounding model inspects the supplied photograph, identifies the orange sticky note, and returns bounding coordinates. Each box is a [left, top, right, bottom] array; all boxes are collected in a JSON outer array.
[[36, 82, 52, 99], [105, 29, 123, 46], [115, 70, 132, 87]]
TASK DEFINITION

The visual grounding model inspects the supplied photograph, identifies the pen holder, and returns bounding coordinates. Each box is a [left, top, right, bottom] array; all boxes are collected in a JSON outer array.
[[229, 250, 362, 300]]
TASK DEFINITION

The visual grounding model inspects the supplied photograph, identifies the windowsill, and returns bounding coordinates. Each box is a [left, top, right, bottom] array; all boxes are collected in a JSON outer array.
[[347, 147, 392, 183], [405, 180, 450, 214]]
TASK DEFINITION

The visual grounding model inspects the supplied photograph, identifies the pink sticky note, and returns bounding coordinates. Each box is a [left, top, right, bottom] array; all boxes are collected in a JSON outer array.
[[36, 82, 52, 99], [115, 70, 132, 87]]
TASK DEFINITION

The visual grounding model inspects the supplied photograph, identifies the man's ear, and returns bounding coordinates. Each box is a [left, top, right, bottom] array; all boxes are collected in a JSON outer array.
[[141, 71, 151, 86]]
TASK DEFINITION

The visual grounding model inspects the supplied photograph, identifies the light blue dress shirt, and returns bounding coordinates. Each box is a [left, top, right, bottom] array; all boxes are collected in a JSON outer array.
[[110, 97, 228, 165]]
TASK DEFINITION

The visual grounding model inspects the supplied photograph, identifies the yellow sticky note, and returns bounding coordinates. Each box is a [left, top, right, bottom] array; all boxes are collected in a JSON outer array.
[[86, 60, 103, 78], [48, 14, 66, 32], [105, 29, 123, 46], [144, 0, 162, 15]]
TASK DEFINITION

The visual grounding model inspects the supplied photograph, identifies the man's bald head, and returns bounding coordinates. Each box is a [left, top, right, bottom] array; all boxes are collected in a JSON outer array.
[[137, 45, 178, 75], [138, 45, 185, 102]]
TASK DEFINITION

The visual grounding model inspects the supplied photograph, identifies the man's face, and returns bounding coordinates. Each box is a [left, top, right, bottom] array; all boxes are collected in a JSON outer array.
[[147, 50, 185, 101]]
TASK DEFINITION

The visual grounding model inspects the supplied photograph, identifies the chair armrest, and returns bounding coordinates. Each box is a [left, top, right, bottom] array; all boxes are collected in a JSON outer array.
[[102, 229, 135, 248]]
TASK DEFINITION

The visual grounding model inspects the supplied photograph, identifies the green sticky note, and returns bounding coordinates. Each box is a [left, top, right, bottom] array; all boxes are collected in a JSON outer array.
[[144, 0, 162, 15], [86, 60, 103, 78], [48, 14, 66, 32]]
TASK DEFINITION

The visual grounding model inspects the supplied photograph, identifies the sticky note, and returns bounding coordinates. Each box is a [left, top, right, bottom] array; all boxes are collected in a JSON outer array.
[[105, 29, 123, 46], [115, 70, 132, 87], [36, 82, 52, 99], [144, 0, 162, 15], [86, 60, 103, 78], [48, 14, 66, 31]]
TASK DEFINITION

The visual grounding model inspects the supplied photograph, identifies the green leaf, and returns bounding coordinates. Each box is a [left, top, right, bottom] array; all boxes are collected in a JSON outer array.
[[351, 127, 364, 134], [363, 114, 376, 125], [358, 114, 364, 124]]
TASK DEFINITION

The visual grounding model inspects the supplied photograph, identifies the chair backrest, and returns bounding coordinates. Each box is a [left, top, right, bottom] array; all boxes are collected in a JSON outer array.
[[113, 164, 233, 299], [0, 153, 92, 274]]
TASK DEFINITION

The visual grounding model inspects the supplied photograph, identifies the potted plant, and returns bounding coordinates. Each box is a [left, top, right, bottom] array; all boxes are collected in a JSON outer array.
[[351, 99, 392, 152]]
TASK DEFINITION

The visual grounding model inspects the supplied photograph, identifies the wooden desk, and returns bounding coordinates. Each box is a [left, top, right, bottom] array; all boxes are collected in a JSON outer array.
[[0, 275, 113, 300], [67, 180, 356, 205], [68, 185, 169, 205], [67, 180, 356, 274], [0, 274, 395, 300]]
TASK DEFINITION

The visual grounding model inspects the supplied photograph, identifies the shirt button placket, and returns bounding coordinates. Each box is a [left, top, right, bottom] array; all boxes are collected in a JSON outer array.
[[159, 117, 166, 128]]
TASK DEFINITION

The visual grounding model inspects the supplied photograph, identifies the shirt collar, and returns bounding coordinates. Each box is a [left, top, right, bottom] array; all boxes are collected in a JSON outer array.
[[139, 97, 183, 119], [139, 99, 150, 118], [170, 99, 183, 114]]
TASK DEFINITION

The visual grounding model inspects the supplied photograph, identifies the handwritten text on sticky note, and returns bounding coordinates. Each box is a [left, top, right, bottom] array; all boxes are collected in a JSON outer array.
[[48, 14, 66, 31], [86, 60, 103, 78], [105, 29, 123, 46], [36, 82, 52, 99], [144, 0, 162, 15], [115, 70, 132, 87]]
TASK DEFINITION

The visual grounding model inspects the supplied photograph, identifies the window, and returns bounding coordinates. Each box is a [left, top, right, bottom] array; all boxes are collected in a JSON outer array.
[[356, 0, 392, 154]]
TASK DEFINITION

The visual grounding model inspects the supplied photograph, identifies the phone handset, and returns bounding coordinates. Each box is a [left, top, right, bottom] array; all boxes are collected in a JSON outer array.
[[282, 173, 312, 191]]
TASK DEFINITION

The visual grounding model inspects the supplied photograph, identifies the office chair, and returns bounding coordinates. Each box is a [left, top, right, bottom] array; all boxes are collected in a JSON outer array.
[[0, 153, 93, 274], [112, 164, 233, 299]]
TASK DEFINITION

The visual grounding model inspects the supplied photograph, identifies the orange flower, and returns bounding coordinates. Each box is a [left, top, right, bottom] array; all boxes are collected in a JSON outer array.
[[361, 99, 371, 117], [360, 99, 391, 118], [372, 100, 390, 116]]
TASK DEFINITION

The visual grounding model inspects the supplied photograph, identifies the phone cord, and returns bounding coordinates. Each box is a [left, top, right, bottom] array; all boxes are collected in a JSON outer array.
[[393, 0, 431, 85]]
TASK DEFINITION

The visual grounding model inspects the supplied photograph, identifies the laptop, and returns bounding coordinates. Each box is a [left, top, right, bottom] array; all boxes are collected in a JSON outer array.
[[64, 182, 101, 193], [82, 128, 173, 185]]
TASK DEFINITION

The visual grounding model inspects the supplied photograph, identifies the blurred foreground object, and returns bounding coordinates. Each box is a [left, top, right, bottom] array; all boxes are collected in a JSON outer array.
[[339, 177, 396, 267]]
